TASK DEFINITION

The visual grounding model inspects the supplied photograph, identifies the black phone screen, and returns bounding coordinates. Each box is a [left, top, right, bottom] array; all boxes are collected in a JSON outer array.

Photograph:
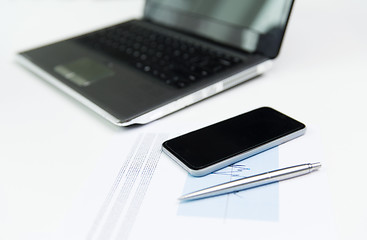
[[162, 107, 305, 171]]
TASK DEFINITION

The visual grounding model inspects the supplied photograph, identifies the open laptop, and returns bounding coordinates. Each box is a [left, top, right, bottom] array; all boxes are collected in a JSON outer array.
[[17, 0, 294, 126]]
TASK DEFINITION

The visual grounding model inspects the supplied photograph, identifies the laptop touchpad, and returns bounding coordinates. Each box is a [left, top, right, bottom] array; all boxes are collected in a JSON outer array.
[[54, 57, 114, 87]]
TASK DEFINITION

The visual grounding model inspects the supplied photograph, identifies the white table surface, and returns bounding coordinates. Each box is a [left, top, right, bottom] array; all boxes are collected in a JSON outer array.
[[1, 0, 366, 239]]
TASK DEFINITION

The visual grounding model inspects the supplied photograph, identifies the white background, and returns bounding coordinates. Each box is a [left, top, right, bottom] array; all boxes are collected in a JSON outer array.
[[1, 0, 367, 239]]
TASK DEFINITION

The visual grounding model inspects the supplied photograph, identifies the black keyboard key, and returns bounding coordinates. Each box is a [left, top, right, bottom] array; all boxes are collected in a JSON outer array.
[[218, 58, 232, 66]]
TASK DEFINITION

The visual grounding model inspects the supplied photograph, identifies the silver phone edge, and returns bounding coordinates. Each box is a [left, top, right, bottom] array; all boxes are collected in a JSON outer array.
[[16, 54, 272, 126], [162, 127, 306, 177]]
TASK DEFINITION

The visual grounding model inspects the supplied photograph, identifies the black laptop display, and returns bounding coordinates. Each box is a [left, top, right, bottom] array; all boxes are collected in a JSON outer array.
[[17, 0, 294, 126]]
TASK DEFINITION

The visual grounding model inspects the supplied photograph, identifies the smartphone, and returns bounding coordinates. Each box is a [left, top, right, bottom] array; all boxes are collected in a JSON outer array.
[[162, 107, 306, 177]]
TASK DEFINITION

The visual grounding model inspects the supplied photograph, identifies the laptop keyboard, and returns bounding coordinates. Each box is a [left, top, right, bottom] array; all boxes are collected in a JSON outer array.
[[77, 21, 243, 89]]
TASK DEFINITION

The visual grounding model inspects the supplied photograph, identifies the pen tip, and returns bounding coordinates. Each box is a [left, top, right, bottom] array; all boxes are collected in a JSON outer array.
[[178, 196, 186, 201], [178, 194, 194, 202]]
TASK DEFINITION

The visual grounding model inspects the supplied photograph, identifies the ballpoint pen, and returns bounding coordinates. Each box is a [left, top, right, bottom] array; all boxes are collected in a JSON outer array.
[[179, 162, 321, 201]]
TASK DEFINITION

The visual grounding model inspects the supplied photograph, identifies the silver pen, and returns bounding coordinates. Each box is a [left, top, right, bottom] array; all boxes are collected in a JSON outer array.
[[179, 162, 321, 201]]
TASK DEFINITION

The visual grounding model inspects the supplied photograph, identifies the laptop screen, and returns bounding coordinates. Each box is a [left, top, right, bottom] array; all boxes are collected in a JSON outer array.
[[144, 0, 294, 58]]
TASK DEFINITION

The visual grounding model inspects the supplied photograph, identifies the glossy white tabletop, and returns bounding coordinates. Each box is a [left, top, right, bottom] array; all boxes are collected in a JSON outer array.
[[1, 1, 366, 239]]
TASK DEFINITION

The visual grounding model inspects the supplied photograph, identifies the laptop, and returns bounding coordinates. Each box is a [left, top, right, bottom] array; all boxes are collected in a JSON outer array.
[[17, 0, 294, 126]]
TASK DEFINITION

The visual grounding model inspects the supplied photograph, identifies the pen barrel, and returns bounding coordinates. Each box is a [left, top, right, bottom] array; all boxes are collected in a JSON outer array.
[[214, 163, 319, 194], [264, 162, 320, 182], [180, 163, 321, 201]]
